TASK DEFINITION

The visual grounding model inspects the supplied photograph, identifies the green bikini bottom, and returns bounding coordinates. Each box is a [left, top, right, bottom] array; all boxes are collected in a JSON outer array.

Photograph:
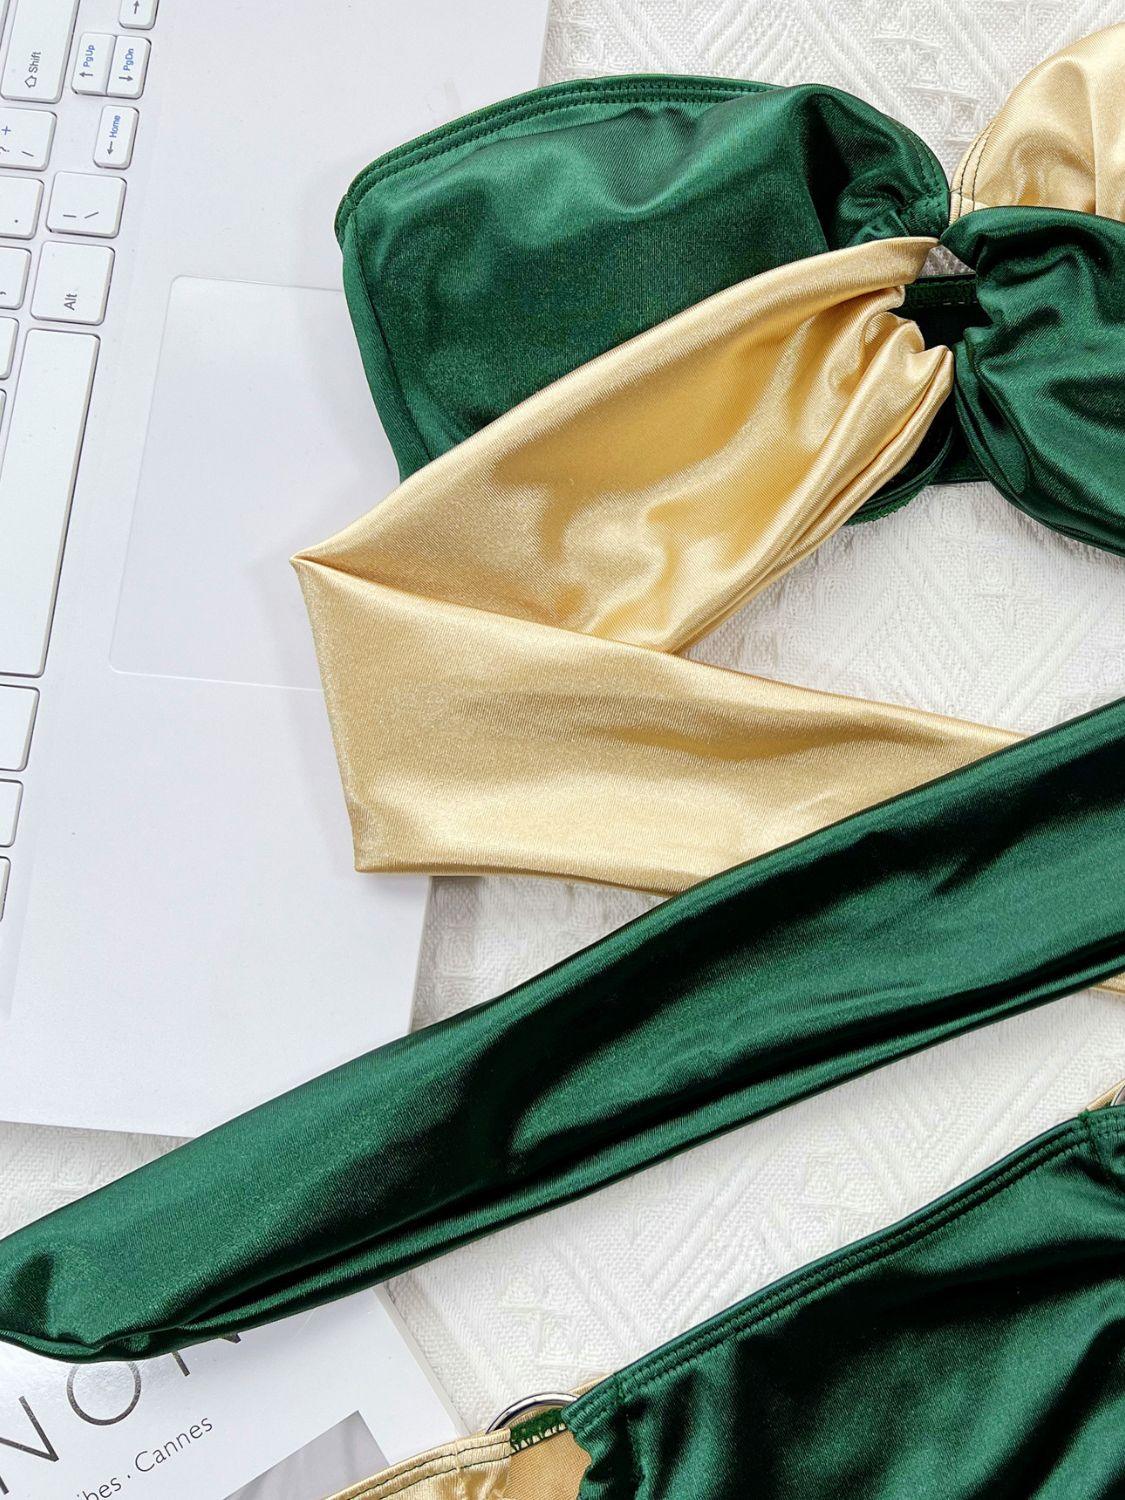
[[565, 1101, 1125, 1499], [330, 1100, 1125, 1500]]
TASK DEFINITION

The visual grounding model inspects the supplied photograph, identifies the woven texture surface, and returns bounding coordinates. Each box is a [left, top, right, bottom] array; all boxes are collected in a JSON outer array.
[[2, 0, 1124, 1435]]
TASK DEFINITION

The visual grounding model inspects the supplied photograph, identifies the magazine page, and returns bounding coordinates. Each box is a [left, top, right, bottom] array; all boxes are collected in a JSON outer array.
[[0, 1293, 457, 1499]]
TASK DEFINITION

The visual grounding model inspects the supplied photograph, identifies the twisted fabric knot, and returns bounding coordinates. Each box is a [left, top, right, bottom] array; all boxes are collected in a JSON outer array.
[[293, 25, 1125, 978]]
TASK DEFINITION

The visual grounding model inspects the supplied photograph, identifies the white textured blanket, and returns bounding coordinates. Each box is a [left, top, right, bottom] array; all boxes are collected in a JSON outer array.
[[2, 0, 1123, 1435]]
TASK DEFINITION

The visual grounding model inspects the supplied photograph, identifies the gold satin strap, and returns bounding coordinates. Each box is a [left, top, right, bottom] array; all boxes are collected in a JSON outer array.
[[328, 1417, 589, 1500], [951, 22, 1125, 219], [295, 237, 998, 893]]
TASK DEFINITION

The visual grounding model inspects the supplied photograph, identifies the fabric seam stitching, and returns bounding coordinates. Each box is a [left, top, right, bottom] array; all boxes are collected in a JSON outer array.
[[579, 1126, 1082, 1413], [339, 77, 775, 228]]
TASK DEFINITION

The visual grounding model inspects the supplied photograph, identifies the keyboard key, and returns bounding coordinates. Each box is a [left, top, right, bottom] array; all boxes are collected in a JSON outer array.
[[0, 246, 30, 307], [72, 31, 114, 95], [94, 104, 137, 168], [0, 331, 98, 674], [120, 0, 157, 27], [46, 171, 125, 236], [0, 317, 15, 376], [107, 35, 148, 98], [0, 687, 37, 769], [0, 175, 41, 236], [0, 107, 55, 169], [2, 0, 81, 105], [0, 781, 21, 844], [0, 859, 9, 917], [32, 241, 113, 323]]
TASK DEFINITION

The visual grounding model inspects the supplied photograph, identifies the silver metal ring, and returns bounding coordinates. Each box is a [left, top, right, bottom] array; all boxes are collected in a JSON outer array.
[[485, 1392, 574, 1433], [1112, 1081, 1125, 1108]]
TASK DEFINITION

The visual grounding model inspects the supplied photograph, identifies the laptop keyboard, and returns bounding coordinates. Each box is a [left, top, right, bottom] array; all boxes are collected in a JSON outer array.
[[0, 0, 156, 914]]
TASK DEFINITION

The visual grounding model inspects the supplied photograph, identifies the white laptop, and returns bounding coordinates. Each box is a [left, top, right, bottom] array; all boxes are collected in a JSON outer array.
[[0, 0, 549, 1136]]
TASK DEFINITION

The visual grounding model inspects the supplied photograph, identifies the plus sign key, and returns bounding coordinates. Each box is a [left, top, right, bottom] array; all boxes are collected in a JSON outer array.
[[0, 108, 56, 170]]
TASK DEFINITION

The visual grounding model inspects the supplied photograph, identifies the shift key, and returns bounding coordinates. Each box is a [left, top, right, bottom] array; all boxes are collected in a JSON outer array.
[[0, 332, 98, 675], [2, 0, 81, 104]]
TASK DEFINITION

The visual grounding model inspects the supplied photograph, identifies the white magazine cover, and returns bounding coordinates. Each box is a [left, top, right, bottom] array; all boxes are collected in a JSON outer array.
[[0, 1292, 455, 1499]]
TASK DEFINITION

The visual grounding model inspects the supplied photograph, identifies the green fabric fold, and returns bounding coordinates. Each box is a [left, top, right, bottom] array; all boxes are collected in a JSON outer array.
[[337, 74, 948, 479], [2, 692, 1124, 1363], [943, 206, 1125, 555], [569, 1108, 1125, 1499], [338, 72, 1125, 549]]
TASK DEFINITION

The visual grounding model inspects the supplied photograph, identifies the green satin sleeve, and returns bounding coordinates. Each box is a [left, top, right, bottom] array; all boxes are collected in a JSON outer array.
[[337, 75, 948, 478], [1, 692, 1124, 1363], [567, 1107, 1125, 1499]]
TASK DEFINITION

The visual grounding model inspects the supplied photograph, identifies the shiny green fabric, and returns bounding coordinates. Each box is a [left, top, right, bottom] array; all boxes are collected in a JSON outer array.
[[567, 1107, 1125, 1499], [337, 75, 948, 479], [2, 694, 1124, 1364], [339, 74, 1125, 546], [943, 206, 1125, 555]]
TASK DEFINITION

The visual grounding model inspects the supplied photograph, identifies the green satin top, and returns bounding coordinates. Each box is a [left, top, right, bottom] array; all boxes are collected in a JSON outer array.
[[339, 59, 1125, 552], [336, 77, 947, 484]]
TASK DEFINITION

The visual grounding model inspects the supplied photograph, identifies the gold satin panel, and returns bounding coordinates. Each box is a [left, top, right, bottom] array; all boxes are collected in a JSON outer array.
[[328, 1422, 589, 1500], [951, 23, 1125, 221], [295, 237, 1010, 893]]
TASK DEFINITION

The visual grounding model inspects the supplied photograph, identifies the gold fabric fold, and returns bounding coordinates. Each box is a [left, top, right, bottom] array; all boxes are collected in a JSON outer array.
[[294, 237, 1008, 892], [950, 22, 1125, 220], [329, 1417, 589, 1500]]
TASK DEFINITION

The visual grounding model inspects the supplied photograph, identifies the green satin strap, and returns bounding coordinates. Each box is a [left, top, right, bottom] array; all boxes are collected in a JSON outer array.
[[568, 1107, 1125, 1499], [2, 692, 1124, 1363]]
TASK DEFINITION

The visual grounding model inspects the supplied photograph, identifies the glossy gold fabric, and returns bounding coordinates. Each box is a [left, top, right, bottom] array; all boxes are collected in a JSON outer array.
[[329, 1419, 589, 1500], [951, 23, 1125, 220], [294, 237, 1003, 892], [331, 1432, 510, 1500]]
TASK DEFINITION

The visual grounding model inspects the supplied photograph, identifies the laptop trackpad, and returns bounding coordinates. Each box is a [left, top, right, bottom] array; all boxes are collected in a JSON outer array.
[[112, 277, 399, 688]]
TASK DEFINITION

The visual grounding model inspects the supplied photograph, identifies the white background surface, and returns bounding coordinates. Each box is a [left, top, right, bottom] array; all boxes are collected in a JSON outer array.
[[3, 0, 1125, 1440], [0, 1292, 453, 1498]]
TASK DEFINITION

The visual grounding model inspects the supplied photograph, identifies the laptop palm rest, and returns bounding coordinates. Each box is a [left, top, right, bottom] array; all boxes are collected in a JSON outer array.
[[113, 276, 396, 690]]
